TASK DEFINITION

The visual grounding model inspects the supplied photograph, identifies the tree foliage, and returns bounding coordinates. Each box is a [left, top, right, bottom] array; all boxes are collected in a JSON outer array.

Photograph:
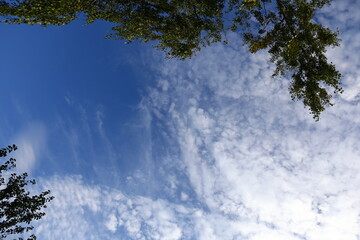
[[0, 0, 342, 120], [0, 144, 54, 240]]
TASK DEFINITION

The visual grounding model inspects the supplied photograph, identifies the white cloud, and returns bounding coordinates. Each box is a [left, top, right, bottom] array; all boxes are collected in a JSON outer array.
[[12, 122, 47, 173], [105, 214, 118, 233], [180, 192, 188, 201], [34, 175, 187, 240]]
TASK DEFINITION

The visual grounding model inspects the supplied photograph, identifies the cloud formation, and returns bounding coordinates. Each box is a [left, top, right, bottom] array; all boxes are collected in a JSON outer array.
[[139, 1, 360, 238], [34, 175, 187, 240], [30, 1, 360, 239]]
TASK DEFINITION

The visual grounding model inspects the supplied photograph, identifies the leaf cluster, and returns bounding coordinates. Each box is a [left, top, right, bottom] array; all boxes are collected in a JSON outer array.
[[239, 0, 342, 120], [0, 145, 54, 240]]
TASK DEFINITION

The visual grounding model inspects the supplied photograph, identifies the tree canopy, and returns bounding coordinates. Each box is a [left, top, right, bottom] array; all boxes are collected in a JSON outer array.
[[0, 0, 342, 120], [0, 145, 53, 240]]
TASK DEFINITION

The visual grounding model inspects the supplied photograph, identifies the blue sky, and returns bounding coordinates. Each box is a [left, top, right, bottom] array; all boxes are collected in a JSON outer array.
[[1, 0, 360, 239]]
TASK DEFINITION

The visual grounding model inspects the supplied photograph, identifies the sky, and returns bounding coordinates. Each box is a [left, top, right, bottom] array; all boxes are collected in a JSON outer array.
[[1, 0, 360, 239]]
